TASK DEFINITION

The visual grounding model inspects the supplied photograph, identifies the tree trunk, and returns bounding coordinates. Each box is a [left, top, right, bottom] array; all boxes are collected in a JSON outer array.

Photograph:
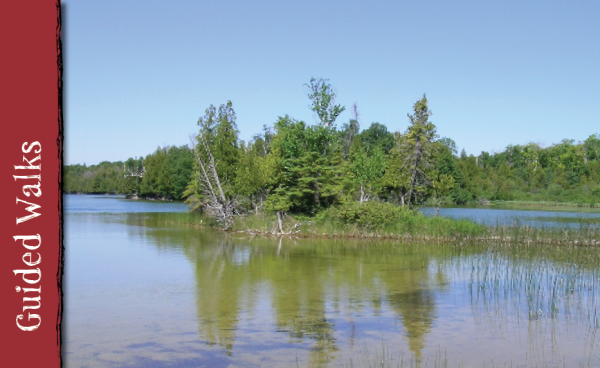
[[314, 182, 320, 208], [190, 135, 237, 230], [276, 211, 284, 234], [359, 184, 365, 204], [207, 149, 227, 204]]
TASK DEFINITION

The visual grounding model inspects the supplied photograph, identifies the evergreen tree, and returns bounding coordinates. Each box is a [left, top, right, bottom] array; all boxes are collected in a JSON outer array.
[[398, 95, 439, 208]]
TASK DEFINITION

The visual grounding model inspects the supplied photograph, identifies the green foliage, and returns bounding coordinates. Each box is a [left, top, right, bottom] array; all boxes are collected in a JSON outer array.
[[63, 146, 193, 200], [140, 148, 173, 199], [234, 139, 271, 211], [395, 95, 439, 207], [168, 146, 195, 200], [317, 201, 486, 238], [346, 143, 386, 202], [422, 216, 486, 238], [321, 201, 418, 229], [63, 161, 125, 194], [584, 133, 600, 160], [266, 115, 343, 214], [380, 136, 411, 204], [432, 174, 454, 201], [120, 157, 144, 194], [195, 101, 240, 195], [306, 77, 345, 128], [357, 122, 395, 154], [63, 79, 600, 218], [451, 133, 600, 205], [185, 101, 242, 214], [136, 145, 195, 200]]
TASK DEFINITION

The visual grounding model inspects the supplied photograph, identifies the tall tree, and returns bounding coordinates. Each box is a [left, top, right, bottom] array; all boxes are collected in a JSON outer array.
[[306, 78, 345, 128], [186, 102, 242, 228], [399, 95, 439, 208]]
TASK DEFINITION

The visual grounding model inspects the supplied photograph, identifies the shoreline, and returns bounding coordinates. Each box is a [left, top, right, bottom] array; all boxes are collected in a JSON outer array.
[[152, 212, 600, 247]]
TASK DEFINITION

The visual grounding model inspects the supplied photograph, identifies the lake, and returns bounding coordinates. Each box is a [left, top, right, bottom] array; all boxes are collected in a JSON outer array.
[[420, 206, 600, 228], [63, 195, 600, 367], [65, 194, 600, 228]]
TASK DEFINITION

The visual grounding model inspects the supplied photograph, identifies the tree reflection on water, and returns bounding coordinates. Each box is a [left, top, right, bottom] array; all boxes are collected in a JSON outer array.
[[140, 216, 600, 367]]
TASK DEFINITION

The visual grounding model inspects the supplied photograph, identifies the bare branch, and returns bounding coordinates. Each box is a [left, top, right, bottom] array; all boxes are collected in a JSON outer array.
[[123, 159, 145, 178], [189, 135, 240, 230]]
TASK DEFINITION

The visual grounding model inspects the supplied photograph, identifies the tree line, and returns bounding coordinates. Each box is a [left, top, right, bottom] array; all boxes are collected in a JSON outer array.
[[63, 145, 194, 200], [64, 78, 600, 226]]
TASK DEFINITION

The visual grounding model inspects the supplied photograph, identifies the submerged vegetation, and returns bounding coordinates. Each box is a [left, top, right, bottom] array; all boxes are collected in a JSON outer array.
[[63, 78, 600, 235]]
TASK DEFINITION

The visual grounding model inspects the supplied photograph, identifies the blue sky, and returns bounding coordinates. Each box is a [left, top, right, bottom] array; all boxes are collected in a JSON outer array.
[[64, 0, 599, 165]]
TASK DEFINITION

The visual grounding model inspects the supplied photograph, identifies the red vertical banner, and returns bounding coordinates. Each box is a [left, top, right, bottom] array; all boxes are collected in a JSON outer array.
[[0, 1, 62, 367]]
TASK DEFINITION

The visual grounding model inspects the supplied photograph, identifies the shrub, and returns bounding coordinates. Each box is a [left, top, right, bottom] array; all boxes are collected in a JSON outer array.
[[321, 201, 418, 229]]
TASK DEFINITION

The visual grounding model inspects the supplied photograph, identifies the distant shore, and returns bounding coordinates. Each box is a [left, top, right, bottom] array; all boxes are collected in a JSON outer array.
[[63, 192, 179, 202], [421, 199, 600, 213]]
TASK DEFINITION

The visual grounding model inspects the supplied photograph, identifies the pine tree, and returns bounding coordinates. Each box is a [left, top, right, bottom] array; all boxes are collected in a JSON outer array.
[[399, 95, 439, 208]]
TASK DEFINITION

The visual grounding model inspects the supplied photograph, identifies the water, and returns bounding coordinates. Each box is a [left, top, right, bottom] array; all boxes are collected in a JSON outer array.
[[420, 206, 600, 228], [64, 194, 600, 227], [64, 194, 188, 213], [64, 195, 600, 367]]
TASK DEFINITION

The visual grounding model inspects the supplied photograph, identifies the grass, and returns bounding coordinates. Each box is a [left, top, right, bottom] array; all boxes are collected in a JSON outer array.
[[230, 212, 599, 246], [231, 210, 486, 240], [529, 216, 600, 224], [483, 222, 599, 246], [466, 244, 600, 327], [340, 342, 600, 368], [126, 207, 600, 247]]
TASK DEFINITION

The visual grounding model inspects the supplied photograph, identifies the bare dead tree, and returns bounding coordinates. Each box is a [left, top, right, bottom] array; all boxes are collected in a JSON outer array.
[[123, 158, 146, 178], [190, 135, 240, 230], [342, 103, 360, 160]]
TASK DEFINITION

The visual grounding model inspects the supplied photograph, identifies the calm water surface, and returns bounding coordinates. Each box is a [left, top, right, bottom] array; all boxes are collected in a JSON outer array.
[[64, 194, 188, 213], [420, 206, 600, 228], [64, 195, 600, 367]]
